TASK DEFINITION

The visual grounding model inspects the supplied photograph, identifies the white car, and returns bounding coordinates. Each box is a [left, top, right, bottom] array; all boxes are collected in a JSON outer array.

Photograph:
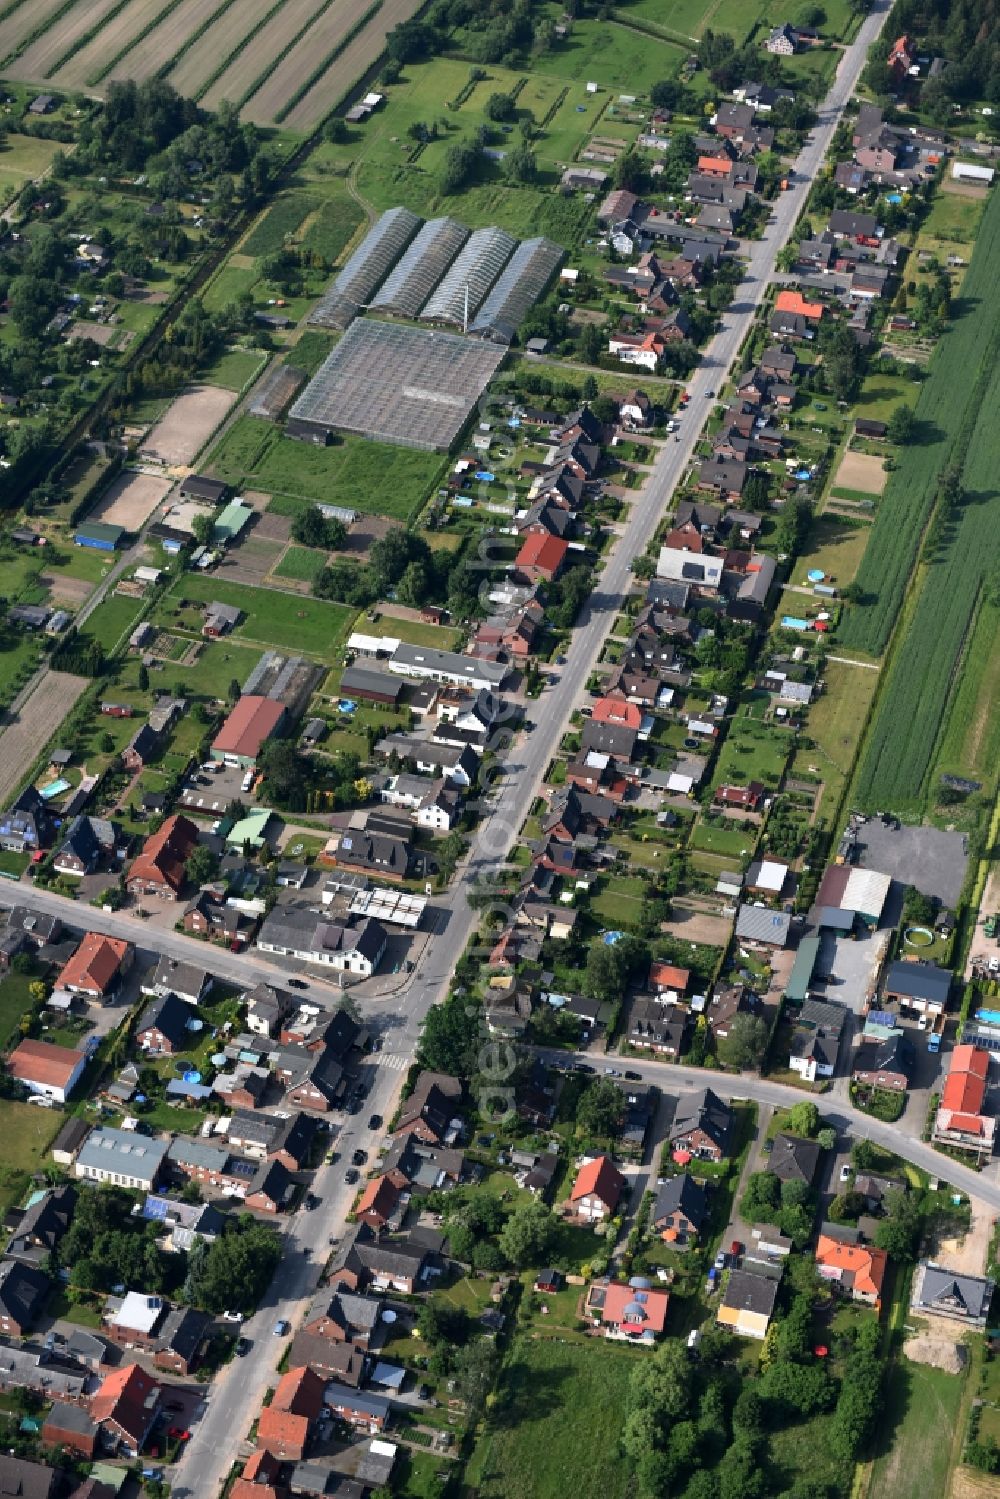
[[839, 1163, 852, 1183], [241, 771, 254, 793], [222, 1310, 243, 1323]]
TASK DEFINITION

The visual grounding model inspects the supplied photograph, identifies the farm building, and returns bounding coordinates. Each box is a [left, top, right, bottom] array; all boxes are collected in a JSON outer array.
[[369, 217, 470, 319], [211, 696, 286, 768], [74, 521, 124, 551], [212, 500, 254, 543], [180, 475, 227, 503], [470, 236, 565, 344], [815, 864, 892, 926], [952, 161, 994, 184], [307, 207, 422, 330], [286, 320, 505, 453], [248, 363, 306, 421], [339, 667, 404, 706], [421, 225, 516, 326], [242, 652, 324, 714]]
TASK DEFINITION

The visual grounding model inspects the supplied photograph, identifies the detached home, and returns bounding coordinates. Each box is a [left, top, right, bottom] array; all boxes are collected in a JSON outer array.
[[569, 1155, 625, 1221]]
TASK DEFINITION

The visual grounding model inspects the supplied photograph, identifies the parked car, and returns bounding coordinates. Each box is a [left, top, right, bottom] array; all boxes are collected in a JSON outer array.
[[235, 1337, 250, 1356], [345, 1168, 359, 1185], [288, 978, 308, 990], [839, 1163, 852, 1183], [272, 1320, 290, 1337], [368, 1114, 383, 1130], [714, 1250, 727, 1270], [222, 1310, 243, 1323], [352, 1148, 367, 1166], [624, 1070, 642, 1081]]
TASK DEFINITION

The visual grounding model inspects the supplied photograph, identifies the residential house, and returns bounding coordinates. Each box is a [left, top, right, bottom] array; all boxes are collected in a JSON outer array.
[[586, 1278, 669, 1345], [569, 1155, 626, 1221], [59, 933, 131, 1001], [734, 904, 792, 947], [705, 984, 759, 1042], [5, 1184, 76, 1266], [668, 1088, 733, 1161], [815, 1232, 887, 1308], [142, 955, 211, 1006], [933, 1045, 995, 1158], [53, 816, 122, 878], [355, 1171, 410, 1233], [0, 1458, 58, 1498], [244, 982, 295, 1038], [648, 961, 690, 1000], [717, 1269, 779, 1337], [652, 1174, 709, 1247], [8, 1038, 87, 1103], [127, 815, 199, 901], [0, 788, 50, 854], [630, 999, 686, 1057], [910, 1262, 994, 1326], [202, 602, 242, 638], [882, 960, 951, 1017], [852, 1032, 912, 1093], [395, 1072, 463, 1146], [41, 1402, 99, 1458], [182, 889, 251, 947], [89, 1363, 160, 1455], [135, 992, 192, 1054], [765, 23, 799, 53], [246, 1158, 296, 1214], [256, 907, 387, 976], [231, 1450, 285, 1499], [322, 1384, 389, 1433], [0, 1261, 49, 1336], [769, 1132, 820, 1185]]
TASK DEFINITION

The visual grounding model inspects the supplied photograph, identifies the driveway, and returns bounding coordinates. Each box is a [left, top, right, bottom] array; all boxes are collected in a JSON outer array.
[[811, 926, 891, 1015], [717, 1104, 773, 1266]]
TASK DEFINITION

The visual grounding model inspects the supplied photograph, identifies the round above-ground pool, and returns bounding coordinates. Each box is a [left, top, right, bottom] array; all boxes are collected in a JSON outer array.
[[903, 926, 934, 948]]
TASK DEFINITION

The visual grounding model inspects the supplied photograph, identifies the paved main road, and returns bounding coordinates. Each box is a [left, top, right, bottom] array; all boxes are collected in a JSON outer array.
[[12, 13, 892, 1491]]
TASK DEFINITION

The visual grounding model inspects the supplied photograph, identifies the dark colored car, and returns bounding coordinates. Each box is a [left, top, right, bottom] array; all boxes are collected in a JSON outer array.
[[368, 1114, 383, 1130], [345, 1168, 359, 1185], [235, 1337, 250, 1356], [575, 1062, 596, 1074], [305, 1193, 319, 1210], [288, 978, 308, 990], [624, 1070, 642, 1081], [352, 1148, 367, 1166]]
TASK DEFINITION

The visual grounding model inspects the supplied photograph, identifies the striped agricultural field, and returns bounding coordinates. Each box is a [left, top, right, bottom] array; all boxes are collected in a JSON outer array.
[[105, 0, 231, 82], [52, 0, 174, 85], [280, 0, 425, 131], [0, 0, 74, 65], [241, 0, 388, 126], [199, 0, 322, 111], [7, 0, 123, 81], [167, 0, 278, 99]]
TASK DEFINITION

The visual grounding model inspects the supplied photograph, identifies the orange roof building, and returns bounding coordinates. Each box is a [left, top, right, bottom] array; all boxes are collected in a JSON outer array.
[[355, 1170, 409, 1231], [649, 961, 691, 994], [515, 531, 570, 582], [127, 814, 199, 900], [232, 1450, 284, 1499], [257, 1366, 325, 1461], [815, 1233, 887, 1307], [592, 695, 643, 730], [570, 1155, 626, 1220], [90, 1363, 160, 1454], [698, 154, 733, 177], [8, 1038, 87, 1103], [59, 931, 131, 997], [590, 1279, 670, 1342], [934, 1045, 995, 1155], [212, 695, 286, 767], [775, 289, 824, 321]]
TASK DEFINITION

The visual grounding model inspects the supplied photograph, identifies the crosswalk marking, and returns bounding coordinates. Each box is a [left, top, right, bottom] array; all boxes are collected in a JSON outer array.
[[379, 1053, 408, 1072]]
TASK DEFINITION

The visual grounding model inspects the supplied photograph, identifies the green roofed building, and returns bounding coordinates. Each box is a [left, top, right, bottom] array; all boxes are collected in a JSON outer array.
[[73, 520, 125, 551], [225, 808, 274, 850], [212, 500, 254, 544], [785, 936, 821, 1004]]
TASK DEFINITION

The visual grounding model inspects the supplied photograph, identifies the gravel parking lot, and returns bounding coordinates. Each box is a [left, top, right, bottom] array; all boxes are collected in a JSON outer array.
[[855, 818, 968, 909]]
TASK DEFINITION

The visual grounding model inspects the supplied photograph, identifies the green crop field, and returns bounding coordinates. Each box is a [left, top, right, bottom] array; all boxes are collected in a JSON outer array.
[[853, 337, 1000, 812], [159, 574, 353, 659], [839, 187, 1000, 657], [204, 415, 442, 520], [930, 594, 1000, 793]]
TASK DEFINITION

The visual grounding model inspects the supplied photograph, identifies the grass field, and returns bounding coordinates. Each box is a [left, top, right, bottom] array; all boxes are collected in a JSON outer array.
[[0, 1099, 62, 1217], [793, 659, 879, 825], [78, 595, 146, 652], [159, 573, 353, 658], [0, 133, 62, 207], [870, 1353, 966, 1499], [689, 817, 756, 857], [840, 186, 1000, 657], [793, 516, 872, 588], [204, 415, 442, 520], [711, 717, 791, 792], [0, 973, 35, 1052], [930, 594, 1000, 793], [854, 373, 921, 424], [200, 348, 265, 392], [466, 1337, 638, 1499], [273, 545, 327, 582]]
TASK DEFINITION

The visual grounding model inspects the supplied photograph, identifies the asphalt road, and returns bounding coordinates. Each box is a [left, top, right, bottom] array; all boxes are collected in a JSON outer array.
[[12, 13, 895, 1491]]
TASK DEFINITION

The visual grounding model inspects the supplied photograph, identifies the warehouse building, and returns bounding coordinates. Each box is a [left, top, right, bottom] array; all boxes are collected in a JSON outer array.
[[211, 696, 286, 768], [74, 521, 124, 551], [369, 216, 470, 318], [307, 207, 422, 330]]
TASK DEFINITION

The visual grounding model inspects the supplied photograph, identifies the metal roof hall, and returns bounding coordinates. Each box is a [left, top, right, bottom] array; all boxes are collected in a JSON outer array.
[[420, 224, 517, 327], [308, 206, 422, 330], [370, 216, 470, 318]]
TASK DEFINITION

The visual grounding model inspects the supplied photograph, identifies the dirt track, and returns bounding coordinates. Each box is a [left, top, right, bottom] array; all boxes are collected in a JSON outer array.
[[143, 385, 237, 466], [833, 448, 887, 494], [0, 671, 90, 806], [92, 472, 172, 531]]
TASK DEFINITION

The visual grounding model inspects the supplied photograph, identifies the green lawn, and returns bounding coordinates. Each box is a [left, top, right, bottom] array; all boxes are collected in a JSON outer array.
[[0, 636, 41, 705], [711, 717, 791, 792], [0, 1099, 63, 1217], [794, 516, 872, 588], [854, 373, 921, 424], [273, 545, 328, 582], [200, 348, 266, 393], [466, 1336, 639, 1499], [0, 973, 35, 1051], [79, 595, 146, 652], [688, 818, 756, 858], [204, 415, 443, 521], [931, 593, 1000, 793], [869, 1352, 966, 1499], [157, 574, 353, 659]]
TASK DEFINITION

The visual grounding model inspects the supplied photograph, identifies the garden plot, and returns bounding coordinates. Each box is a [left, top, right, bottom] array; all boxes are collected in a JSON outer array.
[[142, 385, 238, 467], [9, 0, 123, 81], [41, 573, 94, 606], [832, 449, 887, 495], [66, 320, 124, 347], [92, 472, 172, 531]]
